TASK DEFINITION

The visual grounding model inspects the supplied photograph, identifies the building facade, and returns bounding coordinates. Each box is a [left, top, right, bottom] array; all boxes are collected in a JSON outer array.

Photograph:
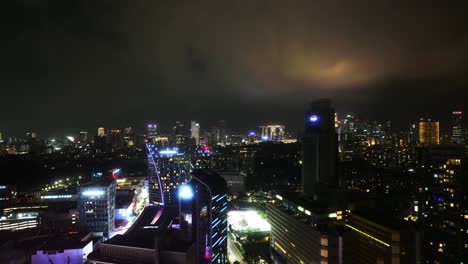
[[302, 99, 338, 198], [77, 179, 116, 236]]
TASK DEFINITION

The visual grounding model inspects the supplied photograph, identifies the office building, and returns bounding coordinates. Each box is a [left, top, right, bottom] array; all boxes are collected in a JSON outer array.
[[418, 118, 440, 146], [219, 171, 246, 194], [108, 129, 123, 149], [79, 131, 89, 143], [0, 211, 40, 231], [147, 123, 158, 142], [158, 147, 192, 206], [268, 194, 342, 264], [343, 211, 421, 263], [77, 179, 116, 237], [179, 169, 228, 264], [191, 121, 201, 146], [260, 125, 285, 141], [302, 99, 338, 198], [97, 127, 105, 137], [173, 121, 189, 146], [420, 145, 467, 262], [451, 110, 464, 144], [147, 143, 164, 207]]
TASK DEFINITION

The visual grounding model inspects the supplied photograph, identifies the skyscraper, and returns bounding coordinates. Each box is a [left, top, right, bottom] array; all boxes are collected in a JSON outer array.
[[191, 121, 200, 145], [146, 143, 164, 207], [97, 127, 105, 137], [147, 123, 158, 143], [77, 178, 116, 237], [158, 147, 192, 206], [173, 121, 188, 146], [451, 110, 463, 144], [79, 131, 88, 143], [418, 118, 440, 146], [420, 145, 467, 262], [178, 169, 228, 264], [301, 99, 338, 198]]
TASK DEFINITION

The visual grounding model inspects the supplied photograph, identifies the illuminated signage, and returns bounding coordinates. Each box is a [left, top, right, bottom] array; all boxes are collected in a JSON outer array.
[[82, 190, 105, 196], [308, 114, 319, 124]]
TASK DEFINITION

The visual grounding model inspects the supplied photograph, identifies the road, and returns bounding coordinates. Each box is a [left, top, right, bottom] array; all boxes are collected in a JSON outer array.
[[228, 238, 245, 264]]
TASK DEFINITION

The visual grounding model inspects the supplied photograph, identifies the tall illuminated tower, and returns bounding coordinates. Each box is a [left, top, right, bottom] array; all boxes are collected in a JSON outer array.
[[178, 169, 228, 264], [157, 147, 192, 206], [301, 99, 338, 198], [146, 143, 164, 207], [191, 121, 200, 145], [418, 118, 440, 146], [147, 123, 158, 143], [97, 127, 105, 137], [451, 110, 463, 144]]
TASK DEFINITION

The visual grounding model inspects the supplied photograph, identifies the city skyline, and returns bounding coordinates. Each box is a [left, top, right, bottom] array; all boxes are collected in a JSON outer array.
[[1, 1, 468, 136]]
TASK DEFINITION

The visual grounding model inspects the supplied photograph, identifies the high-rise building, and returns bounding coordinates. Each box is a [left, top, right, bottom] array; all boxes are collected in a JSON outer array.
[[178, 169, 228, 264], [97, 127, 105, 137], [77, 178, 116, 237], [146, 143, 164, 207], [451, 110, 463, 144], [157, 147, 192, 206], [147, 123, 158, 142], [173, 121, 188, 146], [123, 127, 135, 146], [108, 129, 123, 149], [191, 121, 200, 145], [268, 194, 342, 264], [302, 99, 338, 198], [420, 145, 467, 262], [260, 125, 285, 141], [418, 118, 440, 146], [79, 131, 88, 143]]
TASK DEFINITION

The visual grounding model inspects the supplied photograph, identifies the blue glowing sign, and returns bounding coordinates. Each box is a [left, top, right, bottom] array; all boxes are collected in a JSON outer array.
[[178, 184, 194, 200], [308, 114, 319, 124], [159, 147, 180, 156], [82, 190, 105, 196]]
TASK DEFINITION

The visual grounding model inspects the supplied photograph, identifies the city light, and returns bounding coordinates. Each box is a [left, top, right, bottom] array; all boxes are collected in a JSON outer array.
[[309, 114, 319, 123], [82, 190, 105, 197], [228, 210, 270, 233], [178, 184, 194, 200]]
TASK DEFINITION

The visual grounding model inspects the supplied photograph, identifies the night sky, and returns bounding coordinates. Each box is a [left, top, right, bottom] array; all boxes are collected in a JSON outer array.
[[1, 0, 468, 136]]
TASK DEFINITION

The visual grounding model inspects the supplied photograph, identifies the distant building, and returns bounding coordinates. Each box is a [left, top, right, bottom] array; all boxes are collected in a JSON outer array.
[[77, 179, 116, 237], [97, 127, 105, 137], [418, 118, 440, 146], [260, 125, 285, 141], [191, 121, 200, 145], [79, 131, 89, 143], [147, 123, 158, 143], [173, 121, 188, 146], [107, 129, 123, 150], [302, 99, 338, 198], [219, 171, 246, 194], [451, 110, 464, 144]]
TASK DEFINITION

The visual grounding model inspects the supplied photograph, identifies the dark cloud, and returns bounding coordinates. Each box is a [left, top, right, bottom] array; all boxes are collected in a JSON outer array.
[[0, 0, 467, 136]]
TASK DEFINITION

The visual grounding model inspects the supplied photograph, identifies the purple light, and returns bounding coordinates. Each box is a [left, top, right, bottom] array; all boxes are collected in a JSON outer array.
[[309, 115, 319, 123], [248, 131, 255, 136]]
